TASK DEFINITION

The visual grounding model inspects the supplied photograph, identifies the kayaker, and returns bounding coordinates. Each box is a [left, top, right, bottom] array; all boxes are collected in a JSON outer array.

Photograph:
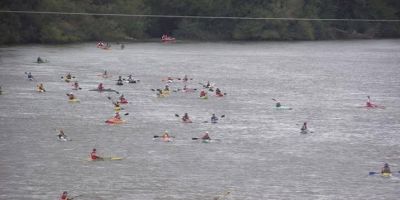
[[67, 92, 75, 100], [121, 43, 125, 50], [103, 70, 108, 76], [381, 163, 391, 174], [27, 72, 33, 80], [37, 83, 45, 92], [200, 90, 207, 97], [301, 122, 307, 131], [97, 83, 104, 91], [201, 131, 211, 140], [162, 130, 170, 139], [73, 81, 79, 90], [182, 113, 190, 122], [114, 112, 121, 120], [117, 76, 123, 85], [119, 94, 126, 102], [206, 81, 211, 88], [59, 191, 69, 200], [215, 88, 223, 96], [58, 129, 66, 139], [366, 96, 373, 107], [183, 75, 188, 82], [127, 75, 134, 82], [114, 101, 121, 108], [164, 85, 170, 91], [211, 114, 218, 123], [66, 73, 72, 80], [90, 148, 102, 160], [37, 57, 43, 63], [276, 101, 281, 108]]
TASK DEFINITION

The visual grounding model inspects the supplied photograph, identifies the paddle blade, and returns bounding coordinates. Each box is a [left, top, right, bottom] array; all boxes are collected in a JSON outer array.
[[369, 172, 378, 175], [175, 114, 179, 117], [107, 96, 112, 100], [153, 135, 160, 138], [124, 113, 129, 116], [221, 115, 225, 118], [192, 138, 199, 140]]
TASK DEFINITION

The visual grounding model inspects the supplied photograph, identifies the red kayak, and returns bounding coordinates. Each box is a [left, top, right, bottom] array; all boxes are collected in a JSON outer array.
[[105, 118, 125, 124], [119, 99, 128, 104]]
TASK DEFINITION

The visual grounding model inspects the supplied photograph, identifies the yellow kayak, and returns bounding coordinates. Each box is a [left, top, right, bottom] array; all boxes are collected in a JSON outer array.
[[381, 173, 392, 177], [68, 98, 80, 103], [114, 106, 121, 111], [200, 95, 208, 99]]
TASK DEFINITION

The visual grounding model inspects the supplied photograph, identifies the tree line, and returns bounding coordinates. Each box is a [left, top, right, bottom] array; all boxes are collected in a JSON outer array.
[[0, 0, 399, 44]]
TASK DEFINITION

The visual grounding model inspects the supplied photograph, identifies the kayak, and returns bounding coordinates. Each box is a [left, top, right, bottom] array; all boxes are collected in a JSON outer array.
[[162, 90, 171, 95], [57, 136, 69, 142], [300, 129, 308, 134], [157, 93, 168, 98], [381, 173, 392, 177], [105, 118, 125, 124], [364, 104, 385, 109], [114, 106, 122, 111], [125, 80, 139, 83], [89, 88, 118, 93], [88, 157, 123, 161], [216, 93, 224, 97], [200, 96, 208, 100], [68, 99, 80, 103], [119, 99, 128, 104], [36, 88, 45, 93], [275, 106, 293, 110], [182, 119, 193, 123], [163, 137, 173, 142], [116, 82, 123, 86]]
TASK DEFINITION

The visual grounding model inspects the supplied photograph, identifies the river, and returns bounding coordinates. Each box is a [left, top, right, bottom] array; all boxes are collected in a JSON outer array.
[[0, 40, 399, 200]]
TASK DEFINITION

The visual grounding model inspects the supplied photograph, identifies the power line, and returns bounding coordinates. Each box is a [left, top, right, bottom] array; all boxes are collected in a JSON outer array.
[[1, 10, 400, 22]]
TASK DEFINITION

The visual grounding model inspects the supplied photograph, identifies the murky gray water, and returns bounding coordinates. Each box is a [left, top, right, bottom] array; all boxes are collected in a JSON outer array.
[[0, 40, 399, 200]]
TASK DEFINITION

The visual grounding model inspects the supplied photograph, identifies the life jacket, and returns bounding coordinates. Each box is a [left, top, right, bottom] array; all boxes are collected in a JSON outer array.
[[60, 194, 68, 200], [91, 152, 98, 160]]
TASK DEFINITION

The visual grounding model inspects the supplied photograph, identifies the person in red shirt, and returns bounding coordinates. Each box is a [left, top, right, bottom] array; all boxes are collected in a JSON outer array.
[[200, 90, 207, 97], [114, 112, 121, 120], [90, 148, 102, 160], [97, 83, 104, 91], [60, 191, 69, 200]]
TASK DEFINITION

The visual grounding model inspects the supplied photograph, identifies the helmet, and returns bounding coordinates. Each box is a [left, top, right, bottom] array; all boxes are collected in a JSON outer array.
[[384, 163, 389, 167], [205, 131, 209, 134], [63, 191, 68, 194], [93, 148, 96, 151]]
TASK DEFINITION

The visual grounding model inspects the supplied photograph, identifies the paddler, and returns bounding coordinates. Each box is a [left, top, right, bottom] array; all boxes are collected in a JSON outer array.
[[27, 72, 33, 80], [66, 73, 72, 80], [381, 163, 391, 174], [215, 88, 223, 96], [37, 83, 46, 92], [301, 122, 307, 131], [90, 148, 102, 160], [114, 112, 121, 120], [206, 81, 211, 88], [201, 131, 211, 140], [164, 85, 170, 91], [97, 83, 104, 91], [119, 94, 126, 102], [67, 92, 76, 100], [117, 76, 123, 85], [59, 191, 69, 200], [183, 75, 188, 82], [182, 113, 191, 122], [200, 90, 207, 97], [162, 130, 170, 139], [366, 96, 373, 107], [211, 114, 218, 123], [73, 81, 79, 90], [58, 129, 67, 139], [37, 57, 43, 63]]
